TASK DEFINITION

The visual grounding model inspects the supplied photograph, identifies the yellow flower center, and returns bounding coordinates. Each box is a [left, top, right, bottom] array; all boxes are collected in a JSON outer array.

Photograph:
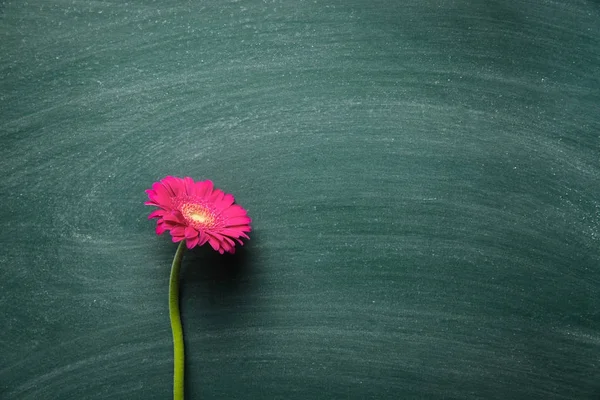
[[181, 203, 217, 229]]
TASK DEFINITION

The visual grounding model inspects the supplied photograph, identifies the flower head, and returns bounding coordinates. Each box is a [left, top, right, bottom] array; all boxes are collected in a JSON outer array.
[[146, 176, 251, 254]]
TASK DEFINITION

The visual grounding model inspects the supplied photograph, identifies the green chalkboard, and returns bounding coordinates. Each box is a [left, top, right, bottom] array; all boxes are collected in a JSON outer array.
[[1, 0, 599, 399]]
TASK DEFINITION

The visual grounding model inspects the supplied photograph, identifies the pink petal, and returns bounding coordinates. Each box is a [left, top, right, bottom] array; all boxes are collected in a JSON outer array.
[[183, 177, 195, 196], [148, 210, 165, 219], [156, 223, 167, 235], [207, 236, 221, 252], [223, 216, 251, 226], [151, 181, 174, 202], [208, 231, 225, 243], [209, 189, 225, 203], [184, 226, 198, 239], [220, 240, 233, 253], [171, 226, 185, 237], [220, 227, 251, 238], [195, 180, 214, 198], [148, 191, 173, 208], [214, 193, 235, 210], [162, 176, 184, 197], [171, 235, 185, 243], [221, 204, 249, 218], [198, 231, 209, 246], [222, 236, 235, 247], [163, 213, 183, 224], [161, 220, 179, 230], [186, 235, 200, 248]]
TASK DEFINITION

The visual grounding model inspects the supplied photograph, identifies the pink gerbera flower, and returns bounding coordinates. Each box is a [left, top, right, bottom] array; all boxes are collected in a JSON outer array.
[[145, 176, 251, 254]]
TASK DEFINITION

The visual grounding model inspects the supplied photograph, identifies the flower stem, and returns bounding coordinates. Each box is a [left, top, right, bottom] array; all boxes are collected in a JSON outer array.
[[170, 240, 186, 400]]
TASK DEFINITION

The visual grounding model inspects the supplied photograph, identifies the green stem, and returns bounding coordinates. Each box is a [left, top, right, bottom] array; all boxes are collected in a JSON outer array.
[[170, 240, 186, 400]]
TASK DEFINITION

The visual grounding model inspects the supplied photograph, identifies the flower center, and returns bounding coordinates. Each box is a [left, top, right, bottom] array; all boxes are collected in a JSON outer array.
[[180, 202, 217, 230]]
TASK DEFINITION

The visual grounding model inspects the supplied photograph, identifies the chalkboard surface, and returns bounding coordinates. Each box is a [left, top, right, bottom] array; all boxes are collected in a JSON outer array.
[[1, 1, 599, 399]]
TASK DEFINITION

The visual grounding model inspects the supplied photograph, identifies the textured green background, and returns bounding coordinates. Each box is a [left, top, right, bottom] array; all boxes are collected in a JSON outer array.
[[1, 1, 599, 399]]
